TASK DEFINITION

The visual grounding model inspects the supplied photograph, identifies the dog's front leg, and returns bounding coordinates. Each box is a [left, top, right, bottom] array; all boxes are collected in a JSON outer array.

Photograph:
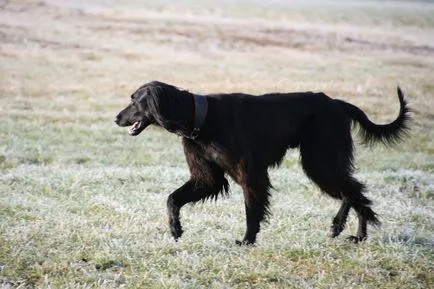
[[236, 172, 272, 246], [167, 181, 195, 240], [166, 178, 228, 241]]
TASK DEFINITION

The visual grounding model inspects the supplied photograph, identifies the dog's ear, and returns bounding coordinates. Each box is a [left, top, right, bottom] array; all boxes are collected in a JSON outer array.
[[145, 93, 164, 125], [146, 85, 195, 135]]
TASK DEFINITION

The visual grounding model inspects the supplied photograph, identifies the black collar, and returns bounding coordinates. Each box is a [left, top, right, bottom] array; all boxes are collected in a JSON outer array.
[[190, 94, 208, 139]]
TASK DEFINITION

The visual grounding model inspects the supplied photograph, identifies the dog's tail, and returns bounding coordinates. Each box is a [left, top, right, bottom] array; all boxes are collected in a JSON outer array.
[[336, 87, 411, 146]]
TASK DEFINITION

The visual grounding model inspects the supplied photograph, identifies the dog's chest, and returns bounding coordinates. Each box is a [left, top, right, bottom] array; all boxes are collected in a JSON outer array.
[[201, 144, 233, 168], [204, 146, 224, 163]]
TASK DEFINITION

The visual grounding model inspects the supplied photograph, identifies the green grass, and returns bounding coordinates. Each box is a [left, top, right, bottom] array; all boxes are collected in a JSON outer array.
[[1, 0, 434, 288], [1, 165, 433, 288]]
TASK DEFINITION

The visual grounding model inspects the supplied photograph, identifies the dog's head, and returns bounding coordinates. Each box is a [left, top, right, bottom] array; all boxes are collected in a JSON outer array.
[[114, 82, 156, 136], [114, 81, 194, 136]]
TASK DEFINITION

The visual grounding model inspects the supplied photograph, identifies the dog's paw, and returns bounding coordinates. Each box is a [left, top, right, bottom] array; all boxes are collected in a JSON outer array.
[[347, 235, 367, 244], [235, 239, 256, 247], [169, 220, 183, 240], [170, 227, 183, 241], [331, 223, 345, 238]]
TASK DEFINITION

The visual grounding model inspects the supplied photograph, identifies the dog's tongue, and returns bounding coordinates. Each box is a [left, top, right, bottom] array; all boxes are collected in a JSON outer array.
[[128, 121, 140, 134]]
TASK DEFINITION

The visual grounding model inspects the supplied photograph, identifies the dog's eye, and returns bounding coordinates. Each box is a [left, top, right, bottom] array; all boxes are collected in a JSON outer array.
[[132, 100, 141, 109]]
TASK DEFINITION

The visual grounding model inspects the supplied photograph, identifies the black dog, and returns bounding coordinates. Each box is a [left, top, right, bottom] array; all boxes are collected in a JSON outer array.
[[114, 81, 410, 245]]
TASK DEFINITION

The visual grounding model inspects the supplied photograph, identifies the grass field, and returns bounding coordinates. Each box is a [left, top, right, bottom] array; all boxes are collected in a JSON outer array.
[[1, 0, 434, 288]]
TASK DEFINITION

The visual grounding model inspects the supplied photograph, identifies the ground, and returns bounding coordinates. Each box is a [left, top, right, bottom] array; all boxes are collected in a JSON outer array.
[[0, 0, 433, 288]]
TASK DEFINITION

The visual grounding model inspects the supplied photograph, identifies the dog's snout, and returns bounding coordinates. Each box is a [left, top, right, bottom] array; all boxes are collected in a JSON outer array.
[[114, 114, 121, 125]]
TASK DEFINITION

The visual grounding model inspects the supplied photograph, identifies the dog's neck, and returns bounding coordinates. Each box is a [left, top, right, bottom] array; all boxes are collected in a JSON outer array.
[[189, 94, 208, 139]]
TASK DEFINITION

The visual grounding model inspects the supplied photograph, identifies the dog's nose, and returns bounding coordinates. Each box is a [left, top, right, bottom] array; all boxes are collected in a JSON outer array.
[[114, 115, 120, 125]]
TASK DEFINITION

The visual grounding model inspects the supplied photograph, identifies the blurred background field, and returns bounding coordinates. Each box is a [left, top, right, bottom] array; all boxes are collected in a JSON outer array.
[[0, 0, 433, 288]]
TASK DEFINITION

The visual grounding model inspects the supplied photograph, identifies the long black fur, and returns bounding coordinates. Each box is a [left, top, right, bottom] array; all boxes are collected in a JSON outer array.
[[115, 81, 410, 245]]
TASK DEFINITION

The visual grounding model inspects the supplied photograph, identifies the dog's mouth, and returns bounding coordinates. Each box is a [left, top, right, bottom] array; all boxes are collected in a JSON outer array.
[[128, 121, 146, 136]]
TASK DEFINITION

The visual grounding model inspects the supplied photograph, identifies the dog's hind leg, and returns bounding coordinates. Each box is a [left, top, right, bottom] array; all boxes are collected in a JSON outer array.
[[299, 119, 380, 242], [345, 183, 381, 243], [336, 177, 381, 242], [299, 120, 353, 238], [301, 161, 379, 242], [167, 160, 229, 241], [332, 197, 351, 238]]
